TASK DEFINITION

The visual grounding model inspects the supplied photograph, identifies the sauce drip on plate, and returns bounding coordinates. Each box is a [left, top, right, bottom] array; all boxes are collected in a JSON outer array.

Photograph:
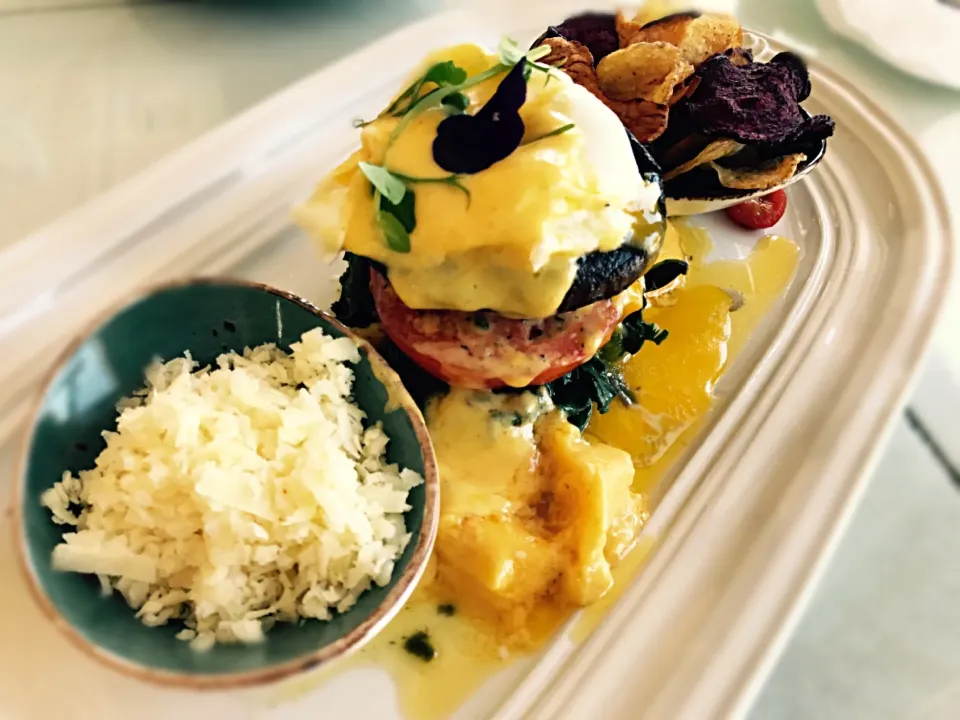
[[273, 220, 800, 720]]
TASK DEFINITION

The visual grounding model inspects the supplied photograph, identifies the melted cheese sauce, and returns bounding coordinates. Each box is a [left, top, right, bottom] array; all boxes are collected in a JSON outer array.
[[274, 221, 800, 719], [296, 43, 661, 318]]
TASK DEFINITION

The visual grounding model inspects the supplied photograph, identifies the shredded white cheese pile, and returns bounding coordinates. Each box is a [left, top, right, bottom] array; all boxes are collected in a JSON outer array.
[[42, 328, 423, 651]]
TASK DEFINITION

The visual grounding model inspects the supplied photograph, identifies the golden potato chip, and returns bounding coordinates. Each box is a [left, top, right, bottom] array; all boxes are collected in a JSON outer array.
[[611, 99, 670, 143], [711, 153, 807, 190], [678, 14, 744, 66], [622, 11, 698, 47], [668, 73, 700, 105], [615, 10, 645, 47], [617, 12, 743, 68], [539, 36, 597, 87], [539, 36, 671, 143], [663, 139, 744, 180], [658, 133, 712, 171], [596, 42, 694, 104]]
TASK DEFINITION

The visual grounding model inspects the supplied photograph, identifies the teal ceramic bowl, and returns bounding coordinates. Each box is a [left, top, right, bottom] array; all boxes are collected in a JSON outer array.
[[12, 278, 439, 689]]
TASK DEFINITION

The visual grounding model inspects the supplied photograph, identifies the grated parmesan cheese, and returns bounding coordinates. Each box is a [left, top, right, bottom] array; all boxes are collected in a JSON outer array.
[[41, 327, 423, 651]]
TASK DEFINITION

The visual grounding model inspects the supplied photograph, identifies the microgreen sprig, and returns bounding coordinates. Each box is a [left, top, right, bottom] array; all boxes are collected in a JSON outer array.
[[384, 38, 557, 154], [352, 37, 564, 251], [359, 162, 470, 252], [523, 123, 576, 146]]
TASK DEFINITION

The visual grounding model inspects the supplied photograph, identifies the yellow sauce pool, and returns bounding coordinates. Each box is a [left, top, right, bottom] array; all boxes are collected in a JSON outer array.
[[272, 220, 800, 719]]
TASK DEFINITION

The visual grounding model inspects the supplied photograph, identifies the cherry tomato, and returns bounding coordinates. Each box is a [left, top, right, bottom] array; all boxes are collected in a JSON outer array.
[[724, 189, 788, 230], [370, 270, 625, 390]]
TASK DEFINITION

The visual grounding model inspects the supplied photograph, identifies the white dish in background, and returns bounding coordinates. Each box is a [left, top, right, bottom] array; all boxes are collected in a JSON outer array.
[[816, 0, 960, 91], [0, 3, 951, 719]]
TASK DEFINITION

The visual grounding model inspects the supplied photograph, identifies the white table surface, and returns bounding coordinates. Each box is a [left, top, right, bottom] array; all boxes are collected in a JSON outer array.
[[1, 1, 959, 718]]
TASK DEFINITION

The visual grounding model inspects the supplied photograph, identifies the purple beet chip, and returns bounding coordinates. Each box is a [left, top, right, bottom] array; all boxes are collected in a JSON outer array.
[[683, 53, 828, 145], [433, 59, 528, 175], [532, 12, 619, 65]]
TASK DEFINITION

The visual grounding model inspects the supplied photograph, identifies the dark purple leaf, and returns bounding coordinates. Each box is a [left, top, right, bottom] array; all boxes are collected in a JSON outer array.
[[432, 59, 528, 174]]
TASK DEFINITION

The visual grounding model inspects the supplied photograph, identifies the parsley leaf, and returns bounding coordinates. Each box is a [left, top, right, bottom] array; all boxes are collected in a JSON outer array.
[[359, 162, 406, 205]]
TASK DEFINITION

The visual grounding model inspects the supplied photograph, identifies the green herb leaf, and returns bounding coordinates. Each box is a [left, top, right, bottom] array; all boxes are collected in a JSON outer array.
[[524, 123, 575, 145], [442, 92, 470, 114], [379, 189, 416, 232], [545, 356, 633, 432], [383, 61, 469, 118], [403, 631, 436, 662], [387, 63, 509, 149], [619, 312, 668, 355], [527, 45, 552, 63], [546, 310, 669, 431], [497, 36, 526, 66], [391, 171, 471, 204], [498, 37, 552, 70], [423, 60, 468, 87], [377, 210, 411, 252], [359, 162, 406, 205]]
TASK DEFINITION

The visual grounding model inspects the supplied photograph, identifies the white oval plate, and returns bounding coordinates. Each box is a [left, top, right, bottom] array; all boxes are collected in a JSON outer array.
[[0, 2, 951, 720], [816, 0, 960, 91]]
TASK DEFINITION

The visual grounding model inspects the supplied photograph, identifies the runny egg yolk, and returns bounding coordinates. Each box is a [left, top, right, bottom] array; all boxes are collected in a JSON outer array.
[[295, 43, 661, 319]]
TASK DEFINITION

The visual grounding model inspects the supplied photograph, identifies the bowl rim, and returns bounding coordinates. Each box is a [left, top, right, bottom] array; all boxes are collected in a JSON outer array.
[[9, 275, 440, 690]]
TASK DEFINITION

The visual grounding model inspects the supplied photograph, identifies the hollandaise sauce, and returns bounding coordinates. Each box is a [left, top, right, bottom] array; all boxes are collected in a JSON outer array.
[[296, 42, 662, 320], [273, 221, 800, 719]]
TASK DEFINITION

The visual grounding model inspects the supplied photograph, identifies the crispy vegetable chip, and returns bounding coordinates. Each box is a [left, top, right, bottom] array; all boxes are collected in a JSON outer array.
[[662, 138, 744, 180], [711, 153, 806, 190], [533, 12, 620, 65], [539, 36, 670, 142], [618, 10, 700, 47], [769, 52, 811, 101], [668, 73, 701, 105], [616, 10, 742, 67], [725, 46, 754, 67], [597, 42, 694, 104], [683, 53, 828, 145], [677, 14, 744, 66], [614, 101, 670, 144]]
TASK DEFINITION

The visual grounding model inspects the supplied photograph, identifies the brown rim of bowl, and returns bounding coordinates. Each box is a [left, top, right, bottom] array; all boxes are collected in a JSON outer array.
[[10, 275, 440, 690]]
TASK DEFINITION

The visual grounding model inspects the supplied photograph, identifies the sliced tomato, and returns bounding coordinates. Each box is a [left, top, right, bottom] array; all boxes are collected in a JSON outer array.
[[724, 189, 788, 230], [370, 270, 625, 390]]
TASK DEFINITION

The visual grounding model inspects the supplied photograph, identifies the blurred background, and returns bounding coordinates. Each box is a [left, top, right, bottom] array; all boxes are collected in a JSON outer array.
[[1, 1, 959, 718]]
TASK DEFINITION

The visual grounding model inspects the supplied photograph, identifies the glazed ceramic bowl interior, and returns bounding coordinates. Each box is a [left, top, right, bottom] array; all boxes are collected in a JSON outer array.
[[13, 279, 438, 688]]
